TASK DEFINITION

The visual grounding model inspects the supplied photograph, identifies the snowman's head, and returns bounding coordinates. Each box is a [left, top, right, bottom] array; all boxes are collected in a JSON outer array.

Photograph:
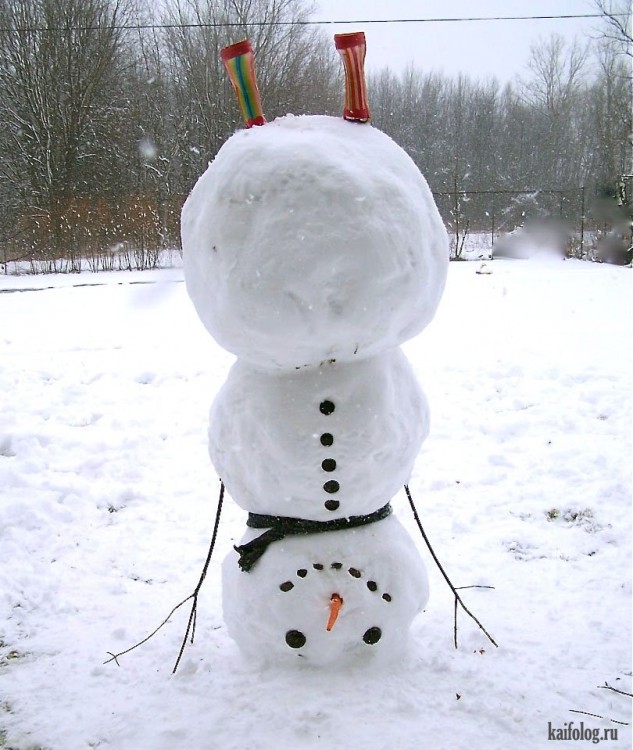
[[182, 114, 448, 369], [222, 516, 428, 667]]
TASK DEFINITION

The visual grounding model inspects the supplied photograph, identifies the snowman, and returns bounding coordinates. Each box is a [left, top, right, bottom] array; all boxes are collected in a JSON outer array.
[[181, 34, 449, 666]]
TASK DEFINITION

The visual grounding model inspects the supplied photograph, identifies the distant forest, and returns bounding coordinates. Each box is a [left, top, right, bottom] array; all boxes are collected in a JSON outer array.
[[0, 0, 631, 270]]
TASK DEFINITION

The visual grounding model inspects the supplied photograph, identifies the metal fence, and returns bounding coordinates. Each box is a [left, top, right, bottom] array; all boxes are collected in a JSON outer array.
[[432, 186, 589, 258], [433, 180, 633, 263]]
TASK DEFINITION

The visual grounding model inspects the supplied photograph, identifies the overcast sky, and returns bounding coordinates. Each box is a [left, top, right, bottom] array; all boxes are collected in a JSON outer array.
[[312, 0, 608, 83]]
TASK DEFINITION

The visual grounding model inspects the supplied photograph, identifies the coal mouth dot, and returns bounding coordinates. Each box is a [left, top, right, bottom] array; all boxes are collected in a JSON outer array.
[[363, 626, 382, 645]]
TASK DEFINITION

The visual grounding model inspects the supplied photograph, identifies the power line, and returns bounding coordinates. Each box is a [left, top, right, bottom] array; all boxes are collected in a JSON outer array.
[[309, 14, 615, 24], [0, 14, 620, 34]]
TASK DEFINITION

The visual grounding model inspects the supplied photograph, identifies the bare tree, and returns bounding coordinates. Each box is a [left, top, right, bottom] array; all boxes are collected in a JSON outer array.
[[517, 36, 590, 188], [0, 0, 136, 262], [587, 41, 632, 187], [163, 0, 338, 180], [523, 34, 589, 115], [594, 0, 632, 57]]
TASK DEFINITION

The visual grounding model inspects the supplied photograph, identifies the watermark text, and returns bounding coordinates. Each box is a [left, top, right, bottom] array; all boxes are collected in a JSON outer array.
[[548, 721, 619, 744]]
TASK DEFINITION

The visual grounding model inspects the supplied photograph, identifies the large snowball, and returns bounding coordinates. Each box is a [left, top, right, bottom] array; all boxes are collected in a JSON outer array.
[[182, 115, 448, 369], [209, 350, 428, 519], [222, 515, 428, 667]]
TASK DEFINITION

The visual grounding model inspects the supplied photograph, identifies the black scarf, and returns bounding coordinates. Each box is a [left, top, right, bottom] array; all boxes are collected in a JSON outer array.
[[234, 503, 393, 572]]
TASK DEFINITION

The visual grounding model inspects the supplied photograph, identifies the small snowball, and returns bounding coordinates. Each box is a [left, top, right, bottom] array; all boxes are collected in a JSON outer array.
[[222, 515, 428, 667]]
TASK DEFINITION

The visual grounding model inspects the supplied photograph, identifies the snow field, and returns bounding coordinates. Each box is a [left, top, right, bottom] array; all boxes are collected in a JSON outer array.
[[0, 259, 631, 750]]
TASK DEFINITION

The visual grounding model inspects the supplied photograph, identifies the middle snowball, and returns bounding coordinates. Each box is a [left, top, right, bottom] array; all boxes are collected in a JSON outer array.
[[209, 349, 428, 520]]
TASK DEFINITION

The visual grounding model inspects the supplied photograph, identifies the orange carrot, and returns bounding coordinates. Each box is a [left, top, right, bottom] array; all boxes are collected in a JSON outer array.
[[326, 593, 344, 631]]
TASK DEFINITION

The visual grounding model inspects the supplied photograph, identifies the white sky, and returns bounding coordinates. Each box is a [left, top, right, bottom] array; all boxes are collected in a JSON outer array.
[[313, 0, 607, 83]]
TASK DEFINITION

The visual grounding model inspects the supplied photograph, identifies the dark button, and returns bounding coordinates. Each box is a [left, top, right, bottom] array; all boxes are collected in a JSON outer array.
[[324, 499, 340, 511], [348, 567, 361, 578], [331, 562, 343, 569], [320, 433, 334, 447], [323, 480, 340, 494], [279, 581, 294, 592], [286, 630, 306, 649], [367, 581, 378, 592], [321, 458, 337, 472], [319, 400, 335, 415], [382, 593, 392, 602]]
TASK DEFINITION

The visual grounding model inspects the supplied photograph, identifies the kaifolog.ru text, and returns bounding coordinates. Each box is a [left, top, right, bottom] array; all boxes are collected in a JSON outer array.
[[548, 721, 619, 744]]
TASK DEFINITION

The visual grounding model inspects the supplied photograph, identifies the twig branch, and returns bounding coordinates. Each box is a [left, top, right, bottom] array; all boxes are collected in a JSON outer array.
[[104, 594, 196, 666], [569, 709, 629, 726], [404, 484, 498, 649], [598, 682, 633, 698], [171, 480, 225, 673], [104, 480, 225, 673]]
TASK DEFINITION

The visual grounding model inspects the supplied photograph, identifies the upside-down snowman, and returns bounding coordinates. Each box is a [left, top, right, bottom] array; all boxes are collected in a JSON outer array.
[[181, 34, 449, 666]]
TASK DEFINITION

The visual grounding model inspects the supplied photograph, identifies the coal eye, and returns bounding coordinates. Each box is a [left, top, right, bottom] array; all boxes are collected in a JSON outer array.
[[285, 630, 307, 649], [362, 627, 382, 645]]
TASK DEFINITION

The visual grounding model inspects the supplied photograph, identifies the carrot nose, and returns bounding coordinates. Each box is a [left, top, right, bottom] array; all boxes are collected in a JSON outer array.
[[326, 593, 344, 631]]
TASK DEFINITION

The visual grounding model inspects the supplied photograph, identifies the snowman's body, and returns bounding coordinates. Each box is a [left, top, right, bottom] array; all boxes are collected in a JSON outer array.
[[209, 350, 428, 520], [182, 114, 448, 666]]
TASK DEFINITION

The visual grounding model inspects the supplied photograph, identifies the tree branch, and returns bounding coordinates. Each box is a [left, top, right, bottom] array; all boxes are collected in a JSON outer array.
[[595, 0, 633, 53], [570, 709, 629, 726], [104, 480, 225, 673], [404, 484, 498, 649], [598, 682, 633, 698]]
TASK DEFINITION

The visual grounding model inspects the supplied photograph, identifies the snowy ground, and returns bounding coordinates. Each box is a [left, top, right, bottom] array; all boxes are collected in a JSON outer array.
[[0, 257, 631, 750]]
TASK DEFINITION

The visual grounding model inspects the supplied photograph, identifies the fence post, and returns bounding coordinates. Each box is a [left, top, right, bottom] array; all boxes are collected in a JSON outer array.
[[490, 193, 495, 250], [453, 176, 460, 258], [580, 186, 585, 258]]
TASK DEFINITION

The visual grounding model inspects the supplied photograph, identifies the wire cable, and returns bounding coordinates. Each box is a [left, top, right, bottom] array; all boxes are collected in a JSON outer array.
[[0, 13, 621, 34]]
